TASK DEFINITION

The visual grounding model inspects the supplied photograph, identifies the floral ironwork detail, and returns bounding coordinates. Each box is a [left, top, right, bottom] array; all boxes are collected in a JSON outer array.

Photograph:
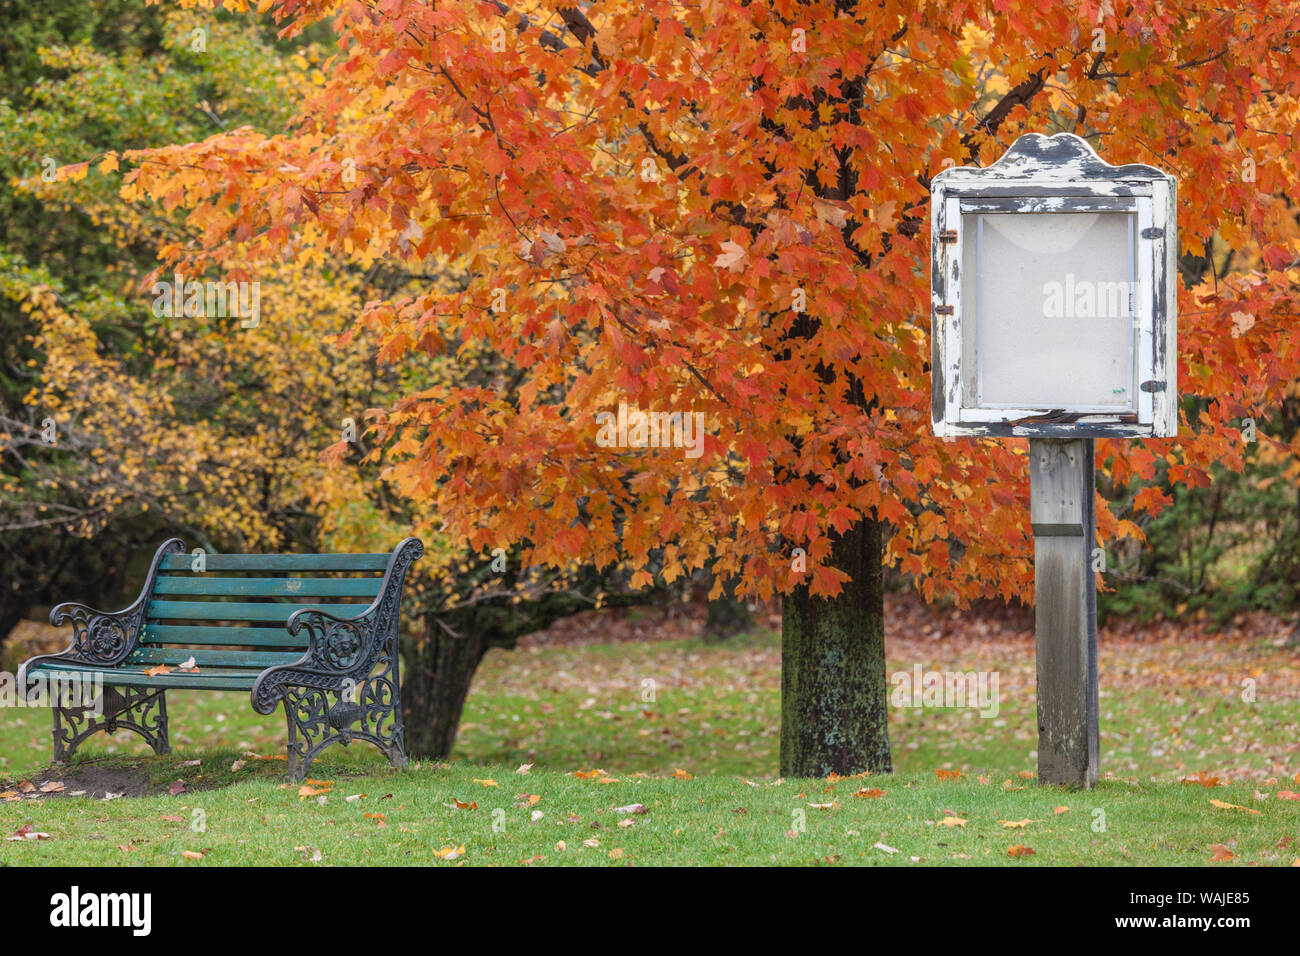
[[21, 538, 185, 683], [52, 685, 170, 762], [250, 537, 423, 780]]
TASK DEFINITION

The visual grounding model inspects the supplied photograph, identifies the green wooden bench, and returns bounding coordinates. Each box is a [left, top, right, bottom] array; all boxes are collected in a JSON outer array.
[[18, 537, 423, 780]]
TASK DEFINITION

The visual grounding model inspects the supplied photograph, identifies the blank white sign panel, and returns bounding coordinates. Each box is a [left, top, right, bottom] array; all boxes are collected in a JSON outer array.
[[961, 212, 1136, 411]]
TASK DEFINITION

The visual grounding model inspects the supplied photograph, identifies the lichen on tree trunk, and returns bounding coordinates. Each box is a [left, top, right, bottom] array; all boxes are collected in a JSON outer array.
[[780, 518, 891, 777]]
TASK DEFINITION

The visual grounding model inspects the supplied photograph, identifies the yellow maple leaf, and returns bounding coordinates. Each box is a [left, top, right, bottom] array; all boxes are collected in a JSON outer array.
[[1210, 799, 1260, 815]]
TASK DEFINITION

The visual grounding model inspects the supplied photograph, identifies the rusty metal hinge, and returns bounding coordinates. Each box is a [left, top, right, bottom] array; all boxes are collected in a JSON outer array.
[[1140, 380, 1165, 392], [935, 305, 954, 315], [939, 229, 958, 243], [1140, 227, 1164, 239]]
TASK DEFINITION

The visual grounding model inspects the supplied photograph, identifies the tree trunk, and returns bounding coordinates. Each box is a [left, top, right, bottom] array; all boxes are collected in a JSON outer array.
[[402, 622, 489, 760], [780, 518, 891, 777]]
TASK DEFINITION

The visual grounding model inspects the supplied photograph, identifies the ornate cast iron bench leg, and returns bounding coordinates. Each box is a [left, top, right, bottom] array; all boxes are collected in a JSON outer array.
[[281, 670, 406, 782], [52, 685, 170, 763], [20, 539, 184, 765], [252, 537, 422, 782]]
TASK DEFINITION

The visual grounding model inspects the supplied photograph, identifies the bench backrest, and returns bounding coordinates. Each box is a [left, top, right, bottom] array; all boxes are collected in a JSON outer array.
[[130, 549, 405, 670]]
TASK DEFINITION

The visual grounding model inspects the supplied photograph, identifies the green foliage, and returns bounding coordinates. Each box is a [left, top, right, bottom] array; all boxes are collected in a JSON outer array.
[[1100, 407, 1300, 622]]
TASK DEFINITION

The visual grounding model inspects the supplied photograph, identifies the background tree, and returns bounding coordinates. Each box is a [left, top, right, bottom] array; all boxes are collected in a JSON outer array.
[[0, 1, 675, 761]]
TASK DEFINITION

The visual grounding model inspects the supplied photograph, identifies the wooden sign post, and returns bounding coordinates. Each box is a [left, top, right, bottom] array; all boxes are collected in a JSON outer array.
[[930, 133, 1177, 788], [1029, 438, 1098, 787]]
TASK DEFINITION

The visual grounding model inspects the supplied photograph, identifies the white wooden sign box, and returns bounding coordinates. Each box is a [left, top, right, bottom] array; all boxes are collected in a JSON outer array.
[[931, 133, 1177, 438]]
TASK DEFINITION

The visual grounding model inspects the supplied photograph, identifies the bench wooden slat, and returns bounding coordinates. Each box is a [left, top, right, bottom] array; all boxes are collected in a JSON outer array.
[[128, 647, 302, 668], [153, 576, 382, 598], [26, 660, 260, 691], [142, 625, 308, 647], [158, 553, 390, 572], [147, 600, 367, 623]]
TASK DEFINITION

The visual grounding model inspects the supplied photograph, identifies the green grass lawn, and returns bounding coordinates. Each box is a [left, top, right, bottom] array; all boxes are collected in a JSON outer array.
[[2, 625, 1297, 865]]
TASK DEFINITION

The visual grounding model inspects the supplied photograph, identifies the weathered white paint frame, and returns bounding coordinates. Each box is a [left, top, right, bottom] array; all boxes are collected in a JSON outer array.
[[931, 133, 1177, 438]]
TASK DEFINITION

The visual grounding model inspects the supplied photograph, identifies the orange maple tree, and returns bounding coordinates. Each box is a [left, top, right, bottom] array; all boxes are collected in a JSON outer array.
[[123, 0, 1300, 772]]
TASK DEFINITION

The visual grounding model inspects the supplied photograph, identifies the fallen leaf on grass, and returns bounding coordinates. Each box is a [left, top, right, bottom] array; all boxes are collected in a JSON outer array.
[[298, 785, 333, 799], [160, 814, 184, 822], [855, 788, 885, 799], [1054, 806, 1070, 815], [516, 763, 533, 774], [1276, 791, 1300, 801], [345, 794, 364, 803], [179, 759, 201, 768], [935, 770, 965, 781], [937, 817, 967, 828], [520, 854, 544, 865], [554, 840, 567, 852], [1007, 845, 1035, 858], [1208, 844, 1235, 862], [613, 803, 646, 815], [671, 768, 692, 781], [582, 838, 600, 848], [451, 799, 477, 810], [1209, 799, 1261, 815], [1016, 771, 1035, 779], [17, 781, 35, 793], [874, 842, 898, 854], [363, 813, 388, 828], [1000, 819, 1036, 829], [808, 802, 837, 810], [433, 845, 465, 860], [181, 850, 204, 861], [7, 824, 51, 841], [117, 844, 134, 852], [38, 781, 66, 793], [0, 791, 18, 801], [1181, 771, 1222, 788], [609, 848, 624, 860], [169, 780, 186, 796], [229, 760, 246, 772], [473, 779, 499, 788]]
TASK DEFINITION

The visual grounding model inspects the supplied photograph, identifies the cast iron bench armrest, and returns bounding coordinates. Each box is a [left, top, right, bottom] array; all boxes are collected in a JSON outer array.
[[250, 537, 423, 716], [20, 539, 185, 690]]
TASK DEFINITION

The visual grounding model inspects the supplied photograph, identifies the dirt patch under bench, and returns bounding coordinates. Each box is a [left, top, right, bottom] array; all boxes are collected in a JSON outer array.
[[1, 762, 164, 801]]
